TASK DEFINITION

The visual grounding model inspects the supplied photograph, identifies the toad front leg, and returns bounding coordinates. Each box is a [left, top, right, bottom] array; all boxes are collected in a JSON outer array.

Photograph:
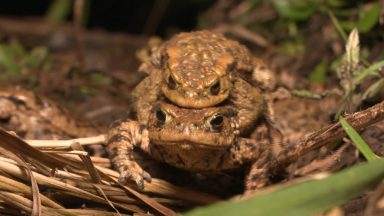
[[222, 134, 273, 193], [107, 120, 152, 189], [230, 78, 265, 133], [237, 138, 273, 193]]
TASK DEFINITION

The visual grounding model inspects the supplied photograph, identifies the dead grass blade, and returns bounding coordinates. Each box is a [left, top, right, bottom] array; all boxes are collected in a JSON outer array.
[[0, 146, 41, 216], [54, 208, 127, 216], [57, 151, 220, 205], [18, 156, 41, 216], [0, 192, 64, 216], [69, 142, 121, 213], [26, 135, 106, 148], [0, 130, 64, 168], [70, 142, 102, 183], [100, 172, 177, 216], [0, 156, 146, 213], [95, 164, 220, 205], [120, 183, 177, 216], [0, 127, 219, 214], [0, 175, 62, 208]]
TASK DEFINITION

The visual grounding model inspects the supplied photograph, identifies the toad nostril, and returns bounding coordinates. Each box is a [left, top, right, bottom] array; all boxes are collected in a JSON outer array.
[[175, 122, 182, 130], [189, 123, 198, 131]]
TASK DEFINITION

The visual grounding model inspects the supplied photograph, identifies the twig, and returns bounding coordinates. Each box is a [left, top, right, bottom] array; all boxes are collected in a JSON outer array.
[[214, 24, 269, 48], [143, 0, 170, 35], [277, 100, 384, 165], [73, 0, 85, 65], [26, 134, 106, 148], [41, 150, 89, 156]]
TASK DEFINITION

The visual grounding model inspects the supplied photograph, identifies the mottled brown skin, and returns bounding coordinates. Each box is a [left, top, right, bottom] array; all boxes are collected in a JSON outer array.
[[0, 87, 97, 139], [132, 31, 274, 133], [107, 101, 273, 192], [108, 31, 278, 192]]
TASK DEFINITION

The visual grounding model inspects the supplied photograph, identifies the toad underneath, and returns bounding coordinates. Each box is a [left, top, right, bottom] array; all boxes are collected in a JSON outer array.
[[107, 101, 274, 192]]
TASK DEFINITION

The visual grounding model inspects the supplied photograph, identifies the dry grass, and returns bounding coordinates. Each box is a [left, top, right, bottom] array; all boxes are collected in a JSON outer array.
[[0, 130, 219, 216]]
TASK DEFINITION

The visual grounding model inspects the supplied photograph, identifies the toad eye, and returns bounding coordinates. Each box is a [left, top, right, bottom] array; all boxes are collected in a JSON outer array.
[[209, 80, 221, 95], [167, 75, 177, 90], [156, 109, 167, 124], [209, 114, 224, 130]]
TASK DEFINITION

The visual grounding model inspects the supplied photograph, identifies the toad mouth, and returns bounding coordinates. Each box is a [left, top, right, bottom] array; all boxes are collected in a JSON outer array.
[[148, 130, 233, 148]]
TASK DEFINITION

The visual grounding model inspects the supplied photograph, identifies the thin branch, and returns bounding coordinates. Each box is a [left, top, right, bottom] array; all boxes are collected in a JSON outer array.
[[214, 24, 269, 48], [143, 0, 170, 35], [277, 100, 384, 165], [73, 0, 85, 65]]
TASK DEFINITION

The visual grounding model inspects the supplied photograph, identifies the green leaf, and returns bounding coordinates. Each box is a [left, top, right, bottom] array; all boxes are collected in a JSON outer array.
[[326, 0, 347, 8], [79, 86, 98, 96], [278, 40, 305, 56], [45, 0, 72, 23], [8, 41, 27, 58], [90, 73, 112, 86], [0, 44, 21, 75], [356, 3, 380, 33], [22, 47, 49, 69], [328, 10, 347, 41], [184, 159, 384, 216], [272, 0, 316, 20], [291, 89, 323, 99], [354, 60, 384, 84], [340, 21, 356, 31], [362, 78, 384, 101], [309, 59, 328, 83], [338, 4, 380, 33], [339, 116, 378, 161]]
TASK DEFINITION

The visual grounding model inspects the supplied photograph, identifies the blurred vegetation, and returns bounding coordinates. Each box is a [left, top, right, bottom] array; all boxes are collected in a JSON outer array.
[[46, 0, 91, 26], [185, 158, 384, 216], [197, 0, 383, 85], [0, 41, 50, 81]]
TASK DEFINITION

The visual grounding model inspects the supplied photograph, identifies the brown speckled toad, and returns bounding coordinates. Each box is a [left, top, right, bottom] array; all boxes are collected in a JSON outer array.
[[107, 101, 273, 192], [107, 31, 281, 192], [132, 30, 275, 133]]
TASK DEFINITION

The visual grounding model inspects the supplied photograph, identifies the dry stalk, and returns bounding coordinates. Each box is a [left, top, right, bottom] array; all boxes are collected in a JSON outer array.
[[0, 129, 219, 215], [277, 100, 384, 165], [26, 134, 106, 148]]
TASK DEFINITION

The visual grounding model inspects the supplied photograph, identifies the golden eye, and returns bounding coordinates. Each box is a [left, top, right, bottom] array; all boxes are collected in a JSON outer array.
[[210, 80, 221, 95], [167, 75, 177, 90], [209, 114, 224, 131]]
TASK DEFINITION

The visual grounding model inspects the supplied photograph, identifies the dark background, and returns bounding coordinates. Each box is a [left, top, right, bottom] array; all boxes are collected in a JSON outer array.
[[0, 0, 216, 36]]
